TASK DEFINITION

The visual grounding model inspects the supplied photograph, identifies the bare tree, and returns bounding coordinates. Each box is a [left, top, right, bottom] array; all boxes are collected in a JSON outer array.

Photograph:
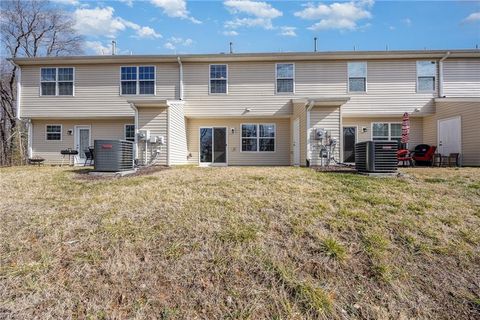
[[0, 0, 83, 166]]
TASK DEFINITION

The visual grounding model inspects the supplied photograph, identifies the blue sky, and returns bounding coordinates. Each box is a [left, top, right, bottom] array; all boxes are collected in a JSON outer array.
[[52, 0, 480, 55]]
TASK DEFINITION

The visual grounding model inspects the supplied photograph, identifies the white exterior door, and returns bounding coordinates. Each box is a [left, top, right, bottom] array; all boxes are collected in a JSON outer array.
[[75, 125, 91, 164], [293, 118, 300, 166], [438, 117, 461, 155]]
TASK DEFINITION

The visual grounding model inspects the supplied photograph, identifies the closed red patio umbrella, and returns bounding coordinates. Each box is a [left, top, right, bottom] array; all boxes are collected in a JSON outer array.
[[401, 112, 410, 149]]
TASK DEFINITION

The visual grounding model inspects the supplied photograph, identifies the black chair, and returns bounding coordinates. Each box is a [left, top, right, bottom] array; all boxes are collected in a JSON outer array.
[[84, 147, 94, 166]]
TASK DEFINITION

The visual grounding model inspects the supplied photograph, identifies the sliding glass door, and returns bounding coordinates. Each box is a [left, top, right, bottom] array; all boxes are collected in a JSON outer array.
[[200, 127, 227, 165]]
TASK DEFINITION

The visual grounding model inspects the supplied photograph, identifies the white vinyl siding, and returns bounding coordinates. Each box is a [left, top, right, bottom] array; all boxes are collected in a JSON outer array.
[[348, 62, 367, 92], [41, 67, 74, 96], [137, 107, 168, 165], [276, 63, 294, 93], [209, 64, 228, 94], [443, 59, 480, 97], [417, 61, 436, 92], [168, 103, 188, 165], [121, 66, 155, 95]]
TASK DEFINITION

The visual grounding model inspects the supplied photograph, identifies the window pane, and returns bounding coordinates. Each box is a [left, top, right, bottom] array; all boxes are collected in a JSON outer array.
[[259, 124, 275, 137], [139, 66, 155, 80], [391, 124, 402, 137], [46, 125, 61, 140], [349, 78, 366, 92], [373, 123, 389, 137], [121, 67, 137, 80], [47, 125, 61, 133], [125, 125, 135, 141], [277, 79, 294, 93], [121, 81, 137, 94], [139, 81, 154, 94], [242, 138, 257, 151], [348, 62, 367, 77], [259, 138, 275, 151], [210, 80, 227, 93], [41, 68, 56, 81], [58, 68, 73, 81], [418, 77, 435, 91], [242, 124, 257, 137], [210, 65, 227, 79], [276, 64, 293, 78], [417, 61, 436, 76], [58, 82, 73, 95], [41, 82, 56, 95]]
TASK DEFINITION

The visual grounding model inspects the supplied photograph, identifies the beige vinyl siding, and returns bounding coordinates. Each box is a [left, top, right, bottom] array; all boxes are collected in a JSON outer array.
[[21, 63, 179, 118], [443, 59, 480, 97], [423, 101, 480, 166], [186, 118, 290, 166], [292, 102, 307, 166], [137, 107, 168, 165], [308, 106, 341, 165], [168, 104, 188, 165], [182, 60, 436, 118], [31, 118, 133, 164], [342, 116, 424, 149]]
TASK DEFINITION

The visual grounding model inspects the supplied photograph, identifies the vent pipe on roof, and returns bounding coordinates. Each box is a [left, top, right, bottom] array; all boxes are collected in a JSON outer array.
[[229, 42, 233, 54], [314, 37, 318, 52], [112, 40, 116, 55]]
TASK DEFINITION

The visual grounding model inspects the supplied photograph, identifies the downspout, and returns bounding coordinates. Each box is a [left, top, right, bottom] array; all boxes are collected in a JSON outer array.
[[439, 51, 450, 98], [177, 56, 184, 100], [306, 100, 314, 165], [129, 103, 139, 163]]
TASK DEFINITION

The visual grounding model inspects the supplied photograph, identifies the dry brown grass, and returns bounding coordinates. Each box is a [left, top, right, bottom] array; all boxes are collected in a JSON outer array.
[[0, 166, 479, 319]]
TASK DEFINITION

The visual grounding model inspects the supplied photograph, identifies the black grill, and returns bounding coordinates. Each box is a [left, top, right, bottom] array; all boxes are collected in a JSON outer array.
[[355, 141, 398, 173], [94, 140, 134, 172]]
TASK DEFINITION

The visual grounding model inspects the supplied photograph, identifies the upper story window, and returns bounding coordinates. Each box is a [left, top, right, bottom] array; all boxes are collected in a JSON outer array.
[[46, 125, 62, 141], [41, 67, 74, 96], [241, 123, 276, 152], [210, 64, 228, 94], [276, 63, 294, 93], [121, 66, 155, 95], [125, 124, 135, 141], [348, 62, 367, 92], [417, 61, 436, 92]]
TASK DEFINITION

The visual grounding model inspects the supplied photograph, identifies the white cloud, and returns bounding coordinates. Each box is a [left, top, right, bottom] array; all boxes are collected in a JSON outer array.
[[164, 37, 193, 50], [389, 25, 395, 31], [279, 26, 297, 37], [224, 0, 282, 19], [119, 0, 134, 7], [223, 0, 282, 30], [223, 30, 239, 36], [463, 12, 480, 23], [402, 17, 412, 26], [74, 6, 161, 39], [150, 0, 201, 23], [294, 1, 374, 31], [51, 0, 80, 6]]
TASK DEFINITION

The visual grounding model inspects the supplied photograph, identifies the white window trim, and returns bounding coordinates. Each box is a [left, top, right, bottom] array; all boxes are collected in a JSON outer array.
[[240, 123, 276, 153], [209, 64, 228, 95], [275, 63, 295, 94], [347, 61, 367, 93], [416, 60, 437, 93], [40, 67, 75, 97], [371, 122, 402, 141], [45, 124, 63, 141], [124, 124, 135, 141], [120, 65, 156, 96]]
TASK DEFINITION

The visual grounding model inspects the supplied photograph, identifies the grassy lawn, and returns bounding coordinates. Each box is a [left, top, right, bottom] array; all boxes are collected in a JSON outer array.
[[1, 166, 479, 319]]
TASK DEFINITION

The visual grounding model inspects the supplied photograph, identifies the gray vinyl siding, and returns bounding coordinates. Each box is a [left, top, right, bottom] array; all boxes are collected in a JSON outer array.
[[20, 63, 179, 118], [31, 118, 133, 164], [168, 104, 188, 165], [137, 107, 168, 165], [291, 102, 307, 166], [423, 101, 480, 166], [186, 118, 290, 166], [443, 59, 480, 97], [308, 107, 341, 165]]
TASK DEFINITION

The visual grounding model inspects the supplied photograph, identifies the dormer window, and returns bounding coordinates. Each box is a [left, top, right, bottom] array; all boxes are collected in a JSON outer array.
[[41, 67, 74, 96], [120, 66, 155, 95]]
